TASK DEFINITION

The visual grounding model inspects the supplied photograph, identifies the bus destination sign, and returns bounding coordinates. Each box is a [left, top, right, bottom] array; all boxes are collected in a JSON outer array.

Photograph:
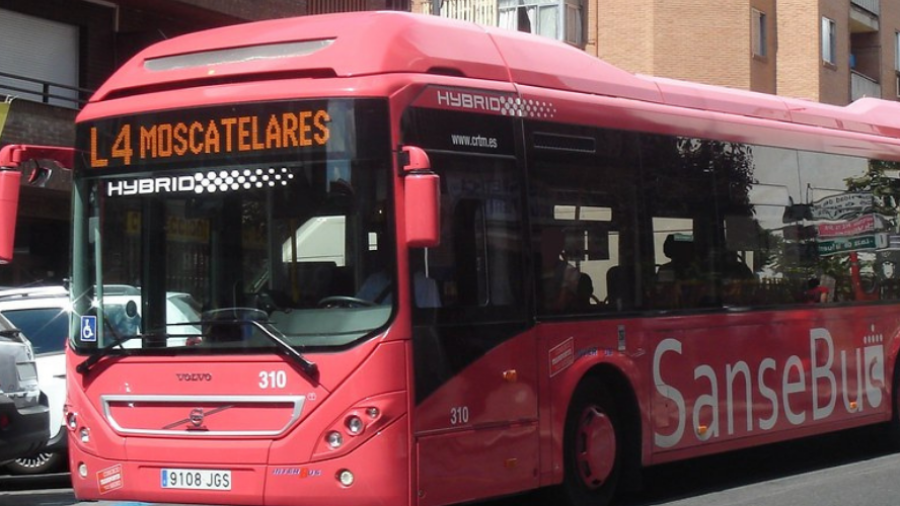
[[83, 101, 335, 170]]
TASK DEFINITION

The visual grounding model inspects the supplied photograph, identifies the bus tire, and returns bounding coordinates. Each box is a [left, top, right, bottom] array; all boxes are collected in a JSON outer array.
[[889, 361, 900, 450], [560, 377, 622, 506]]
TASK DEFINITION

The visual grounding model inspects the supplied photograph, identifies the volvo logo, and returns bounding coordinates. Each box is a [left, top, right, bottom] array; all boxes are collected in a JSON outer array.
[[161, 403, 234, 431], [176, 373, 212, 381], [189, 408, 206, 429]]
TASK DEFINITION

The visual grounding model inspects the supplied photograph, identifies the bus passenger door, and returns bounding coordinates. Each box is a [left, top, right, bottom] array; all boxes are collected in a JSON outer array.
[[410, 154, 537, 506]]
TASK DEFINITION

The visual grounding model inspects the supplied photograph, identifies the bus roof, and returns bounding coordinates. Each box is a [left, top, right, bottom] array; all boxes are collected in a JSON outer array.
[[89, 10, 900, 141]]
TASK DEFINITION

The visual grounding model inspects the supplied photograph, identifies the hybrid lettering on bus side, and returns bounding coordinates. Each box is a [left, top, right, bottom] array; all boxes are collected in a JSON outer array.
[[89, 109, 331, 168], [436, 89, 505, 114]]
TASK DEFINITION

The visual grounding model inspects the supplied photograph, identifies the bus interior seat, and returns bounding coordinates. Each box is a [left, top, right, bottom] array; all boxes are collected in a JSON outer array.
[[414, 271, 442, 308]]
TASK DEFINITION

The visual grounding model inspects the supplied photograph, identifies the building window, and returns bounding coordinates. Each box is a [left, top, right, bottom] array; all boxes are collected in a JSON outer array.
[[822, 17, 837, 65], [307, 0, 367, 14], [895, 31, 900, 71], [751, 9, 766, 57], [564, 0, 584, 45], [0, 8, 80, 108], [430, 0, 498, 26], [499, 0, 584, 46]]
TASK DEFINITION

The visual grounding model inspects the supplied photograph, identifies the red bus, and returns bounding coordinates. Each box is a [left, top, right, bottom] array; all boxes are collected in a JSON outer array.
[[64, 10, 900, 506]]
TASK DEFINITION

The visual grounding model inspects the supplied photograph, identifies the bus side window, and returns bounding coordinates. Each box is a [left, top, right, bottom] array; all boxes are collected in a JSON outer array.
[[411, 157, 526, 321]]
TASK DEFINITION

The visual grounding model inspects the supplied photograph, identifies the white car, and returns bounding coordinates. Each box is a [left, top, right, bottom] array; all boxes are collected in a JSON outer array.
[[0, 285, 200, 474]]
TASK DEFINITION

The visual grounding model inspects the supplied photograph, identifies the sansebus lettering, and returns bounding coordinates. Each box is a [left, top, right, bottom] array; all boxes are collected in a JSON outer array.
[[652, 328, 885, 448]]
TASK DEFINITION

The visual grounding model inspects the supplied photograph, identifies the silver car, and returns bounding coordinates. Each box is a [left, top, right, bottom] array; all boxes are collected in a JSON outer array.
[[0, 310, 49, 465]]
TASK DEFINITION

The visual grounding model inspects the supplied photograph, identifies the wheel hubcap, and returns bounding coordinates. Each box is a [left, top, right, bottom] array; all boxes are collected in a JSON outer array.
[[15, 452, 53, 469], [575, 406, 616, 489]]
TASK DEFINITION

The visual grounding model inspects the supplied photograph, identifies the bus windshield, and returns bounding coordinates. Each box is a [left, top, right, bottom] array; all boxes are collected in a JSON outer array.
[[70, 100, 393, 354]]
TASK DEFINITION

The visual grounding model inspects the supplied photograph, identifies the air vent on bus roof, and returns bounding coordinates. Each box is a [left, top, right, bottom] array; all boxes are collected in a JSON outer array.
[[144, 39, 335, 72], [100, 68, 338, 101], [533, 133, 596, 153], [426, 67, 466, 78]]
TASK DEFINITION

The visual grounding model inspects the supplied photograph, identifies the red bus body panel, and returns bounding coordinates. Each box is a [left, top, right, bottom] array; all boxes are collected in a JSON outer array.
[[67, 338, 413, 505], [414, 305, 899, 488]]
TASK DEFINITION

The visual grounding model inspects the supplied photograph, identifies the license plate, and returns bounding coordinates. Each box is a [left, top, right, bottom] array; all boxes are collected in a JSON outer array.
[[161, 468, 231, 490]]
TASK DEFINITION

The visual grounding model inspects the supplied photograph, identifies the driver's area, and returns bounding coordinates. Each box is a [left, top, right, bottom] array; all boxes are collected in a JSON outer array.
[[238, 163, 395, 347]]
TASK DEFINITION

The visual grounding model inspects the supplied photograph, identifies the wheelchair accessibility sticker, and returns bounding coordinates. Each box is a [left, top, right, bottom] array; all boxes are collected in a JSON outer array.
[[81, 315, 97, 342]]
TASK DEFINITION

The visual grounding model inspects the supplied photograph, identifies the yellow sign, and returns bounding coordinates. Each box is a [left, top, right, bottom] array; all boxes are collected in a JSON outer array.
[[90, 109, 331, 168], [0, 100, 11, 140]]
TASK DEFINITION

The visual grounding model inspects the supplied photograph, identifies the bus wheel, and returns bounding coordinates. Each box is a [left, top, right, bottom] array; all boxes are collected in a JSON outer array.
[[890, 364, 900, 449], [562, 378, 621, 506]]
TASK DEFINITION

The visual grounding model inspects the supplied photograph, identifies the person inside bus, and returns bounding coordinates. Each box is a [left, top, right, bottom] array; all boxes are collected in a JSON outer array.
[[657, 233, 698, 282], [356, 249, 441, 308], [803, 277, 829, 304], [655, 233, 700, 307], [573, 272, 597, 312], [538, 228, 580, 313], [719, 251, 756, 305]]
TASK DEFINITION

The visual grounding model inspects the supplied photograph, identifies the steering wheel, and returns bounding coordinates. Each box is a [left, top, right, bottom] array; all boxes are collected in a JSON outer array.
[[317, 296, 377, 308]]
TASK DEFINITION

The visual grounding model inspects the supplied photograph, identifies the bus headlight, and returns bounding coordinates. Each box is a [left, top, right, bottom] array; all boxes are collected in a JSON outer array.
[[312, 392, 403, 461], [337, 469, 354, 487], [345, 415, 364, 435], [326, 431, 343, 449]]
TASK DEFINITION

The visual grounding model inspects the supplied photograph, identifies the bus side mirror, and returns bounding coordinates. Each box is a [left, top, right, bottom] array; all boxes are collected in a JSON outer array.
[[0, 169, 21, 264], [0, 144, 74, 264], [401, 146, 440, 248]]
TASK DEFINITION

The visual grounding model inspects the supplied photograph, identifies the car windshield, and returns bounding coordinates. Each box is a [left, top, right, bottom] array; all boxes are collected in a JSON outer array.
[[2, 307, 68, 354], [71, 99, 394, 354]]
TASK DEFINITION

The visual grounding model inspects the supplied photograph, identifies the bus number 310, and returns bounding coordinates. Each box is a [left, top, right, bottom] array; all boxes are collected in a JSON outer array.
[[450, 406, 470, 425], [259, 370, 287, 389]]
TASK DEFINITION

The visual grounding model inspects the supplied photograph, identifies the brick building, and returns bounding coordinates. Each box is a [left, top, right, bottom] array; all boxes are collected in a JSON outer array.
[[418, 0, 900, 105], [3, 0, 897, 285], [0, 0, 407, 286]]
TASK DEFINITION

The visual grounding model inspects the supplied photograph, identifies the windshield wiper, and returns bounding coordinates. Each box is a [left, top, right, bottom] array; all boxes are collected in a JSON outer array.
[[0, 328, 29, 345], [251, 320, 318, 381], [77, 317, 319, 381], [200, 317, 318, 381], [198, 307, 318, 380], [0, 328, 23, 339], [75, 332, 142, 375]]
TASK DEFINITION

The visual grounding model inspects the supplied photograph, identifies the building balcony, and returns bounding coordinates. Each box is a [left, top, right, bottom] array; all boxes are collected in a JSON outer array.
[[851, 70, 881, 101], [850, 0, 879, 32], [0, 71, 89, 147], [851, 0, 879, 16], [424, 0, 498, 26], [0, 71, 89, 110]]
